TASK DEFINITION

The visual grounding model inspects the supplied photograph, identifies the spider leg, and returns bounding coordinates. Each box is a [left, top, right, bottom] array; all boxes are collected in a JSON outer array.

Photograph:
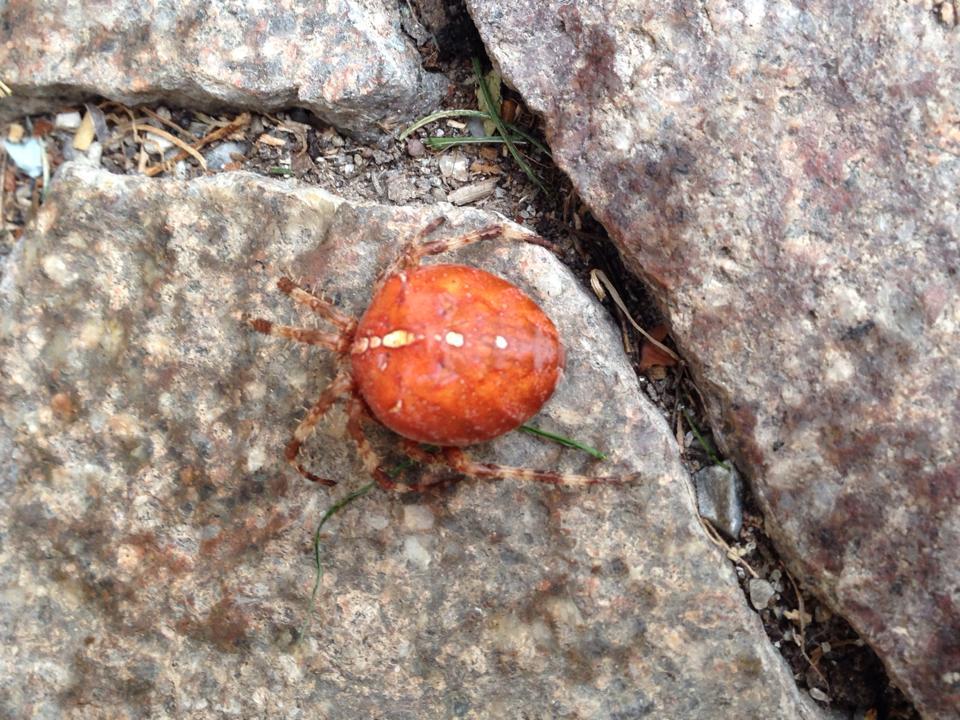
[[393, 221, 556, 273], [437, 447, 635, 487], [345, 401, 450, 493], [410, 215, 447, 244], [401, 440, 632, 488], [283, 370, 353, 485], [345, 397, 400, 491], [248, 318, 347, 352], [276, 277, 356, 334], [386, 218, 554, 274], [398, 440, 442, 465], [396, 440, 460, 490]]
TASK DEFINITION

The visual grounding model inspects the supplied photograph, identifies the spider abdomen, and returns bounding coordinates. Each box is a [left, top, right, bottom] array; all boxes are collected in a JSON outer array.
[[351, 264, 564, 446]]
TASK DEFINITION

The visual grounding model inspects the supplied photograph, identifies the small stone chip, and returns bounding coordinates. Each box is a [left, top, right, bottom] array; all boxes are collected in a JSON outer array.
[[447, 178, 498, 206], [748, 578, 776, 610]]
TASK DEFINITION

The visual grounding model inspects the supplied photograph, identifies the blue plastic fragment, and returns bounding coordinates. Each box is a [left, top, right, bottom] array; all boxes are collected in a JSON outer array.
[[3, 137, 44, 178]]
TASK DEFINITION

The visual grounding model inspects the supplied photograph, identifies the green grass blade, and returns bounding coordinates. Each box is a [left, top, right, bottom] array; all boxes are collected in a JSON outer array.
[[502, 122, 552, 158], [399, 109, 492, 140], [681, 408, 729, 469], [520, 424, 607, 460], [423, 135, 528, 150], [297, 482, 377, 642], [472, 57, 547, 194]]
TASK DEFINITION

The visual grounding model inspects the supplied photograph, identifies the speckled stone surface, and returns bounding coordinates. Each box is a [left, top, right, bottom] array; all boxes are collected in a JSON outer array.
[[0, 165, 828, 719], [0, 0, 444, 136], [465, 1, 960, 716]]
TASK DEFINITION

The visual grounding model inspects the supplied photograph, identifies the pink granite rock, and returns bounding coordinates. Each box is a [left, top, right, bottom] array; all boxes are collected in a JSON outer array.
[[466, 1, 960, 716], [0, 0, 445, 136], [0, 164, 828, 719]]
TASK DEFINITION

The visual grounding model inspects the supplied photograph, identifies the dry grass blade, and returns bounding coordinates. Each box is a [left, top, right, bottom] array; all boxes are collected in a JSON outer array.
[[40, 138, 50, 201], [1, 151, 6, 224], [786, 569, 830, 689], [72, 112, 95, 151], [144, 113, 251, 177], [590, 269, 681, 364], [139, 107, 195, 139], [700, 518, 759, 578], [137, 125, 207, 170]]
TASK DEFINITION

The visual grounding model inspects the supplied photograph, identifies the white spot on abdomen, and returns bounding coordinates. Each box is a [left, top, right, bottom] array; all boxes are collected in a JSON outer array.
[[383, 329, 416, 348], [495, 335, 508, 349], [355, 329, 419, 354], [445, 331, 464, 347], [351, 337, 369, 354]]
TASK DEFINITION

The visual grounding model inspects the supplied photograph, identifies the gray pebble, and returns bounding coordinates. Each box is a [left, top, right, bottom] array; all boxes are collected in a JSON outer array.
[[204, 141, 249, 170], [406, 138, 425, 157], [748, 578, 776, 610], [54, 111, 82, 130], [694, 464, 744, 539]]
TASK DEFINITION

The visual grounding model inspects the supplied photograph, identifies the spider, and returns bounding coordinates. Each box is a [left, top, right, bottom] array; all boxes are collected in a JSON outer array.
[[249, 217, 626, 492]]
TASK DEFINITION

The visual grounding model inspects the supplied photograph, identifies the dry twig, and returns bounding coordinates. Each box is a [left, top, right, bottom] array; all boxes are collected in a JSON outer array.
[[786, 569, 829, 689], [590, 269, 681, 363], [144, 113, 251, 177], [700, 518, 760, 579]]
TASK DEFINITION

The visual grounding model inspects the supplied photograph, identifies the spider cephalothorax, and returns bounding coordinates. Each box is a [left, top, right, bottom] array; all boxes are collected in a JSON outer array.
[[250, 218, 622, 492]]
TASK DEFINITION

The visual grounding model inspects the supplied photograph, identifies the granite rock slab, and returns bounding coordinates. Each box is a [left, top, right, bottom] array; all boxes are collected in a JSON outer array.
[[465, 1, 960, 716], [0, 0, 445, 136], [0, 164, 827, 719]]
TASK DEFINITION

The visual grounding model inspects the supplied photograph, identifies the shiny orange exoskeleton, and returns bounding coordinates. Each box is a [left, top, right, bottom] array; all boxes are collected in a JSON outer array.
[[250, 218, 614, 492], [352, 263, 564, 447]]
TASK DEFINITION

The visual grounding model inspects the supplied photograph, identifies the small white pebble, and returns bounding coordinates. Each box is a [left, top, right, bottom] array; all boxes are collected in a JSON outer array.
[[41, 254, 76, 285], [941, 1, 955, 26], [143, 135, 173, 154], [55, 111, 83, 130], [84, 141, 103, 165], [403, 536, 431, 568], [748, 578, 776, 610], [403, 505, 435, 531]]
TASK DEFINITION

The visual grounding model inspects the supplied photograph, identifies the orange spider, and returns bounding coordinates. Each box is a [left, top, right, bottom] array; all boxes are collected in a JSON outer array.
[[249, 218, 624, 492]]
